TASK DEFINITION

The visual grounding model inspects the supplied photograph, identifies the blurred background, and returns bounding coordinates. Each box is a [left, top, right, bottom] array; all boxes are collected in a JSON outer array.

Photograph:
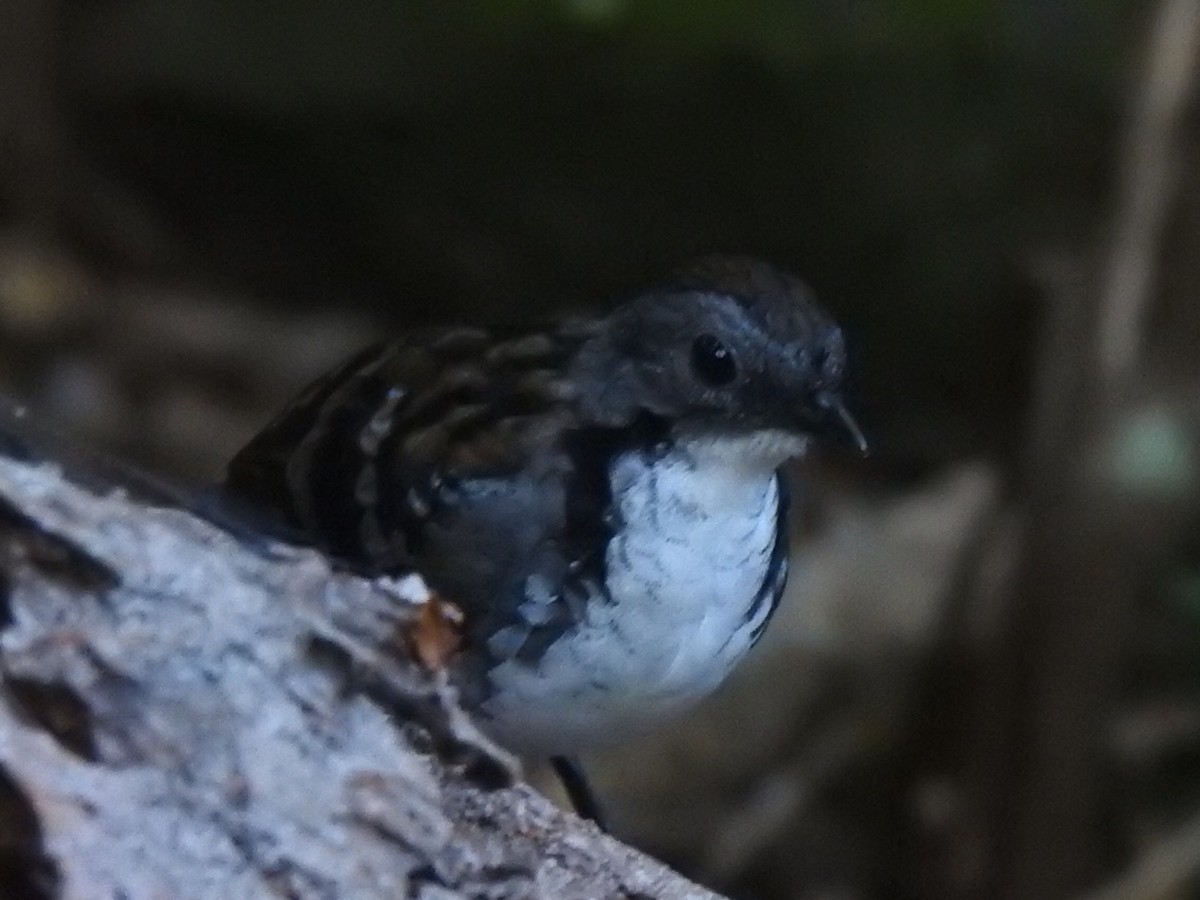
[[2, 1, 1200, 898]]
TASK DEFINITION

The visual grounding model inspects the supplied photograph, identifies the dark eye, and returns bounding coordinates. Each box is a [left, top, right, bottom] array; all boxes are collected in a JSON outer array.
[[690, 334, 737, 386]]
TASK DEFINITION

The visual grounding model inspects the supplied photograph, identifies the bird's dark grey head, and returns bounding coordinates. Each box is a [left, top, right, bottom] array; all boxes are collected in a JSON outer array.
[[571, 256, 865, 456]]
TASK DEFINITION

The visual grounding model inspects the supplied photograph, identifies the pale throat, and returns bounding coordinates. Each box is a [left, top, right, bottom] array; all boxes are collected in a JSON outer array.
[[669, 426, 810, 472]]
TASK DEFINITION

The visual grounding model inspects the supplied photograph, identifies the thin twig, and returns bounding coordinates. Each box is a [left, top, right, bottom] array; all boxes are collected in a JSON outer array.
[[1096, 0, 1200, 389]]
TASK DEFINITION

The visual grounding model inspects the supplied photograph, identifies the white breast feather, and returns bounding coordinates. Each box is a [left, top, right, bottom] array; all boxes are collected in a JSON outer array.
[[482, 432, 791, 756]]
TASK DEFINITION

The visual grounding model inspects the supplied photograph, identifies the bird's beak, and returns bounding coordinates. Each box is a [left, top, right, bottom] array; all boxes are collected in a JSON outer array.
[[812, 392, 869, 455]]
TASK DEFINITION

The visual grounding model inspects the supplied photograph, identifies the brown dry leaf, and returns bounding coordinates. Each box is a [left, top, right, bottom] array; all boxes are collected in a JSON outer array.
[[407, 594, 465, 671]]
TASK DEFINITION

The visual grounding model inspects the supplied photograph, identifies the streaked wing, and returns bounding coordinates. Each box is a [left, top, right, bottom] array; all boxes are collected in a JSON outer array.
[[224, 326, 582, 573]]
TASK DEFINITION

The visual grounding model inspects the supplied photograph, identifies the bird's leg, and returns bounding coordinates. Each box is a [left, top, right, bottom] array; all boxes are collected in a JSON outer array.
[[550, 755, 608, 831]]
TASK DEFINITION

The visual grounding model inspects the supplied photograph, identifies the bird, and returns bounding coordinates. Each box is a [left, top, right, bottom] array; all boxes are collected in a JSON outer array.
[[222, 256, 865, 828]]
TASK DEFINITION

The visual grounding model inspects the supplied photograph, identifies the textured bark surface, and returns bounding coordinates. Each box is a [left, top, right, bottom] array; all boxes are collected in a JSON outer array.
[[0, 406, 721, 900]]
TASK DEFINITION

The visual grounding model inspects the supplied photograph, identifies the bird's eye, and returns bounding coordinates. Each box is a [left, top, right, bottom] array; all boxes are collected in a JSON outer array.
[[690, 334, 737, 386]]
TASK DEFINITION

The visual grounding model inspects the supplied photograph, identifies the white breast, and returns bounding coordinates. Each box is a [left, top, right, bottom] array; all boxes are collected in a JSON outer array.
[[481, 435, 788, 756]]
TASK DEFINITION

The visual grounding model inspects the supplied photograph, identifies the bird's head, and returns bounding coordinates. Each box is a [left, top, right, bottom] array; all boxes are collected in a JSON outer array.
[[572, 256, 866, 464]]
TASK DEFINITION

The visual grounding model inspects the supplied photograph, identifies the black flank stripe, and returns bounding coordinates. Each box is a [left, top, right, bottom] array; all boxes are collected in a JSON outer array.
[[748, 471, 790, 645]]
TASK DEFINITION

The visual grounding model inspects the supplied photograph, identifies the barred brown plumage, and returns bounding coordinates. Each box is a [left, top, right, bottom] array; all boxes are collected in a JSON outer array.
[[225, 325, 588, 568]]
